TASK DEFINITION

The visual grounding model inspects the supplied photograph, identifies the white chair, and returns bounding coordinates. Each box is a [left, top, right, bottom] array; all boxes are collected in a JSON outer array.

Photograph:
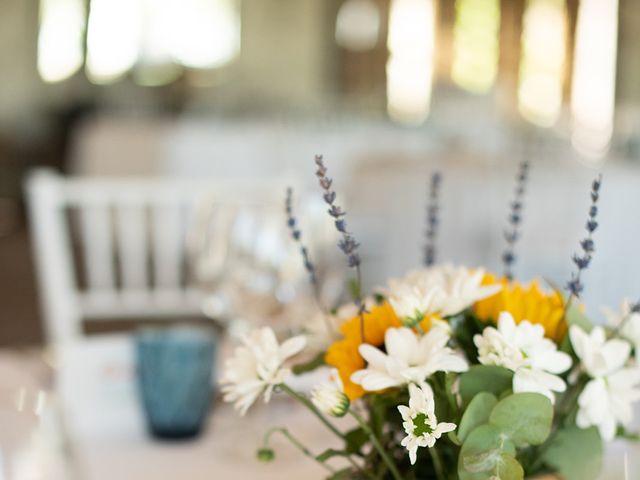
[[25, 169, 294, 345]]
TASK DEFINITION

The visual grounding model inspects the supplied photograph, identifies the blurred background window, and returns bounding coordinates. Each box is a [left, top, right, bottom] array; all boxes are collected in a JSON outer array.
[[39, 0, 241, 86]]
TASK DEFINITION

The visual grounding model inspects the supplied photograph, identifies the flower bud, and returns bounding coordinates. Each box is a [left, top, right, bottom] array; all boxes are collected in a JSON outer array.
[[311, 383, 350, 418], [401, 313, 423, 328], [256, 448, 275, 462]]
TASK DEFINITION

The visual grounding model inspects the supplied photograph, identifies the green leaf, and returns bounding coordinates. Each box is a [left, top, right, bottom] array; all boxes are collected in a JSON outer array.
[[565, 304, 593, 332], [458, 393, 498, 443], [316, 448, 349, 463], [458, 424, 515, 480], [459, 365, 514, 405], [344, 427, 368, 454], [489, 393, 553, 447], [292, 352, 325, 375], [495, 452, 524, 480], [327, 467, 355, 480], [540, 426, 603, 480]]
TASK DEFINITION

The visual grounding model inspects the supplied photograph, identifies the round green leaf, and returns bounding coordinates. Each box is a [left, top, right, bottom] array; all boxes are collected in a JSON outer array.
[[458, 392, 498, 443], [489, 392, 553, 446], [540, 426, 603, 480], [495, 452, 524, 480], [459, 365, 514, 405], [458, 424, 515, 480]]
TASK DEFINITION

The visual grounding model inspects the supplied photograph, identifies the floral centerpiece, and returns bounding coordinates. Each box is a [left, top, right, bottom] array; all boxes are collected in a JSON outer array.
[[221, 157, 640, 479]]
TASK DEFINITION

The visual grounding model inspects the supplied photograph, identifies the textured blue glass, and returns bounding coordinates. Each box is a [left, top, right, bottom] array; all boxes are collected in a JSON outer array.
[[136, 328, 216, 439]]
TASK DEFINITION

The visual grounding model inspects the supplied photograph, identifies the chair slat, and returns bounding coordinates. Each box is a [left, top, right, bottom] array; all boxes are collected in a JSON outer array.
[[79, 200, 116, 294], [152, 200, 184, 293], [115, 197, 149, 293]]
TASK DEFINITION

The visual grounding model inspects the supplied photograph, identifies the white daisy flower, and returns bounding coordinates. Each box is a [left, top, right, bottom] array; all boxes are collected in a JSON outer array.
[[603, 300, 640, 362], [221, 327, 306, 415], [311, 369, 350, 417], [385, 265, 502, 322], [569, 325, 640, 441], [474, 312, 572, 402], [398, 383, 457, 465], [351, 327, 468, 391]]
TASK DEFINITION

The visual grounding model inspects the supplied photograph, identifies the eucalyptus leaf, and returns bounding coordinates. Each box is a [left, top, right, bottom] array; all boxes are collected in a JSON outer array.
[[458, 392, 498, 443], [540, 426, 603, 480], [495, 452, 524, 480], [489, 393, 553, 447], [458, 424, 516, 480], [459, 365, 513, 405]]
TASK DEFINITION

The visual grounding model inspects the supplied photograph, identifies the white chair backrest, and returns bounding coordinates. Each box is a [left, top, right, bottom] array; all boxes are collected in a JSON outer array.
[[25, 169, 292, 345]]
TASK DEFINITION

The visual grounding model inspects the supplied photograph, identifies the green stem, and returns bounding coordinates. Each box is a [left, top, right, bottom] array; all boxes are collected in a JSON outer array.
[[349, 410, 403, 480], [264, 427, 336, 473], [428, 446, 446, 480], [356, 265, 366, 343], [279, 384, 345, 440]]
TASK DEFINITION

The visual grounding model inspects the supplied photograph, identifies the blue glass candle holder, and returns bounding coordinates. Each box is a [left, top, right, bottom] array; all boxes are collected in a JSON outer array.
[[135, 327, 216, 440]]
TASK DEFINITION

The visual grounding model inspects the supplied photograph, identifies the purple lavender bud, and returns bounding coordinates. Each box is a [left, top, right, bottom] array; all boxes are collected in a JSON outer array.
[[285, 187, 317, 284], [586, 220, 598, 233], [502, 251, 516, 265], [572, 254, 591, 269], [580, 238, 594, 253], [502, 160, 530, 279], [328, 205, 345, 218], [335, 219, 347, 233], [423, 171, 443, 267], [323, 191, 336, 204], [566, 277, 584, 296], [319, 177, 332, 190]]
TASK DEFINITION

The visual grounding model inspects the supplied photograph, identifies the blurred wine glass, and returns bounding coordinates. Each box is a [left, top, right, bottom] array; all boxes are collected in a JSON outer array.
[[188, 193, 343, 341]]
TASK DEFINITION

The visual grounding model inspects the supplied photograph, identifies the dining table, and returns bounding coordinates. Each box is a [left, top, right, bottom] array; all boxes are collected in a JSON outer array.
[[0, 335, 637, 480]]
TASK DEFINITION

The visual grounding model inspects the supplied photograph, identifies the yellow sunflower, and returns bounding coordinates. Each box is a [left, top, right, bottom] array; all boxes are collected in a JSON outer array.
[[325, 302, 434, 400], [474, 274, 567, 343]]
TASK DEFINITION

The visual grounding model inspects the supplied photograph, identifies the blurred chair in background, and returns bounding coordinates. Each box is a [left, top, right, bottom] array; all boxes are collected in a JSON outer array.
[[25, 168, 301, 346]]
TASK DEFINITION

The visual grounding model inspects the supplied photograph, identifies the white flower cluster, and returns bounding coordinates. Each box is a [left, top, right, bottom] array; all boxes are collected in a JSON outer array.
[[570, 323, 640, 441], [474, 312, 572, 402], [220, 327, 306, 415], [386, 265, 502, 324]]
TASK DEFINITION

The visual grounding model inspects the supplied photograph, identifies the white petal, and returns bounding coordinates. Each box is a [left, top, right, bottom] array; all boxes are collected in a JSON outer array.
[[359, 344, 390, 370], [600, 339, 631, 373], [434, 422, 457, 435], [532, 350, 573, 374], [569, 325, 589, 362], [351, 370, 401, 391], [498, 311, 517, 337], [408, 383, 427, 412], [408, 446, 417, 465], [386, 328, 416, 365], [279, 335, 307, 360], [398, 405, 412, 421]]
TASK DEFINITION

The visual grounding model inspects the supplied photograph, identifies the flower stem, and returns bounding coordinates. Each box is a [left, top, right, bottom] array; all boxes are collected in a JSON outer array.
[[349, 410, 403, 480], [279, 384, 345, 440], [264, 427, 336, 473], [356, 264, 366, 343], [428, 446, 446, 480]]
